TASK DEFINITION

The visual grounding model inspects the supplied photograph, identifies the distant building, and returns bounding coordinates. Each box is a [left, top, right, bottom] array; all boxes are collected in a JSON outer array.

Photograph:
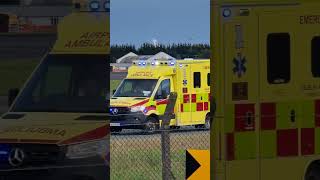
[[111, 52, 176, 72]]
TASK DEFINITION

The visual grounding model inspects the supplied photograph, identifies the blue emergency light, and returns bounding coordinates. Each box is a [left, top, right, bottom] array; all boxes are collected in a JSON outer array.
[[0, 144, 10, 162]]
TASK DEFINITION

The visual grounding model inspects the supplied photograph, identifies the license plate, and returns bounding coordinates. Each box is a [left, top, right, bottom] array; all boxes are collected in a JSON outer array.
[[110, 123, 121, 127]]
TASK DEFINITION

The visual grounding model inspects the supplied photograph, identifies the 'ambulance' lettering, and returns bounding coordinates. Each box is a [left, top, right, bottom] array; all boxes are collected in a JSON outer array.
[[65, 32, 109, 48]]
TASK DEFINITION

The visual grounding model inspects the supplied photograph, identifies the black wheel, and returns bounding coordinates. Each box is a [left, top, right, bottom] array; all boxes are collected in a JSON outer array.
[[170, 125, 180, 130], [144, 117, 159, 133], [306, 163, 320, 180], [111, 127, 122, 133]]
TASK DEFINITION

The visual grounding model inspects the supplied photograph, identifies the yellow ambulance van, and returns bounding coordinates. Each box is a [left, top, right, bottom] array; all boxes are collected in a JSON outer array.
[[211, 0, 320, 179], [110, 58, 210, 132], [0, 1, 110, 179]]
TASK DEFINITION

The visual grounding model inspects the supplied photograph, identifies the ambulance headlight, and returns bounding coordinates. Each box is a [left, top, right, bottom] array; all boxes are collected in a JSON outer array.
[[65, 140, 107, 159], [89, 1, 100, 11], [130, 106, 145, 113]]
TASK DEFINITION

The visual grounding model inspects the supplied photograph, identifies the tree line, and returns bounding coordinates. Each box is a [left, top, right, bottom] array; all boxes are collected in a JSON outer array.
[[111, 43, 210, 63]]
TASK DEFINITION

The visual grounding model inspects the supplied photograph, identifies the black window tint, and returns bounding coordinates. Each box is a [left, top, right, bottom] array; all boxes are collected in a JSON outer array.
[[156, 79, 170, 99], [312, 36, 320, 77], [207, 73, 210, 86], [267, 33, 291, 84], [194, 72, 201, 88]]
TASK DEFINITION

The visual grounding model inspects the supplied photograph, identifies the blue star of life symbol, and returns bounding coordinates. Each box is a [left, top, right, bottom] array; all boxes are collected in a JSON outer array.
[[183, 80, 188, 86], [233, 54, 247, 78]]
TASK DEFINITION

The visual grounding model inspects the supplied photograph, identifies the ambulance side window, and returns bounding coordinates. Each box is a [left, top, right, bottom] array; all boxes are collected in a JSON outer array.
[[156, 79, 170, 99], [207, 73, 210, 86], [267, 33, 291, 84], [312, 36, 320, 77], [194, 72, 201, 88], [44, 66, 71, 96]]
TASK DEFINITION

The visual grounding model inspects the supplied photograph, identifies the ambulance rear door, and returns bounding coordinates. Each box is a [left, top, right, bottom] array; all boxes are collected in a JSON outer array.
[[258, 10, 302, 180], [177, 63, 192, 126]]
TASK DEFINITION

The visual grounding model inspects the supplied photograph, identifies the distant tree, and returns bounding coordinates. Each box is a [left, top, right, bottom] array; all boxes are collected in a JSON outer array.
[[110, 43, 210, 62]]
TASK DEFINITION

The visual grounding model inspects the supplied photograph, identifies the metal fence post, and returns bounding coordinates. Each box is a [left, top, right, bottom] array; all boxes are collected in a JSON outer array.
[[161, 92, 177, 180]]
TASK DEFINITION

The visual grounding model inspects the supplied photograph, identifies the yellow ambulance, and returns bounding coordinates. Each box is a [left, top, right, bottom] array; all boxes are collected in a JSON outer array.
[[211, 0, 320, 179], [0, 1, 109, 179], [110, 58, 210, 132]]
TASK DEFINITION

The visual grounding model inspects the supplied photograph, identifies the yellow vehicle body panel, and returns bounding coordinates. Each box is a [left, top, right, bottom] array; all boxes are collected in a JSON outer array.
[[211, 1, 320, 180], [0, 10, 110, 146]]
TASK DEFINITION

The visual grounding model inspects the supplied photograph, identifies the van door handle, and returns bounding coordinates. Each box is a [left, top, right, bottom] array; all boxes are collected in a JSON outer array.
[[245, 112, 253, 127], [290, 110, 296, 123]]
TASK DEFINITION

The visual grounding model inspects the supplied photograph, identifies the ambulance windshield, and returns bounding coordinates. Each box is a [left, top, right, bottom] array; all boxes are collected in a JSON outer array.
[[113, 79, 157, 97], [11, 54, 109, 113]]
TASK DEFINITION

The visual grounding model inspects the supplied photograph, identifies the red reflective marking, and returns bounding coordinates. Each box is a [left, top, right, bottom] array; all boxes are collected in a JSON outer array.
[[261, 103, 276, 130], [131, 99, 149, 107], [145, 106, 156, 112], [60, 125, 109, 145], [180, 104, 184, 112], [301, 128, 315, 155], [226, 133, 235, 161], [156, 99, 169, 105], [0, 139, 18, 143], [315, 100, 320, 127], [277, 129, 298, 157], [20, 139, 59, 144], [183, 88, 188, 93], [183, 94, 190, 103], [204, 102, 209, 111], [197, 102, 204, 111], [192, 94, 197, 103], [235, 104, 255, 132]]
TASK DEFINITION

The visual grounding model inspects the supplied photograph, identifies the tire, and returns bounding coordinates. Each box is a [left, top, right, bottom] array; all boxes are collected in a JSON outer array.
[[306, 164, 320, 180], [111, 127, 122, 133], [144, 117, 159, 133]]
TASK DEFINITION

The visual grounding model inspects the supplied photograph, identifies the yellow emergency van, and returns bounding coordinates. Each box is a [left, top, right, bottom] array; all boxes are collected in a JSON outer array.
[[110, 58, 210, 132], [211, 0, 320, 179], [0, 1, 109, 179]]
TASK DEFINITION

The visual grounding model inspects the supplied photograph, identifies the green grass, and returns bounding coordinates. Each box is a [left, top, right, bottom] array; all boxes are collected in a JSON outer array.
[[110, 132, 210, 180], [0, 59, 39, 96]]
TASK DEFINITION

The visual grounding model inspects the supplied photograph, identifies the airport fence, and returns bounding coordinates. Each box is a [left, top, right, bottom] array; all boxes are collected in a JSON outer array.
[[110, 93, 210, 180]]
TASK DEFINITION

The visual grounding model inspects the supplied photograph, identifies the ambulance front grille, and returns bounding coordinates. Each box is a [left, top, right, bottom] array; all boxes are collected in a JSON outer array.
[[111, 107, 130, 114], [23, 144, 63, 165], [1, 144, 64, 168]]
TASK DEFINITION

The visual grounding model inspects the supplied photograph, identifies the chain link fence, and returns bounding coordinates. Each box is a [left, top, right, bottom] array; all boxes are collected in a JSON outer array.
[[110, 128, 210, 180]]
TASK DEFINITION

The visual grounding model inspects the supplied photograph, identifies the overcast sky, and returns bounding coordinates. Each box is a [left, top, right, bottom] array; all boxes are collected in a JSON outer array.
[[111, 0, 209, 47]]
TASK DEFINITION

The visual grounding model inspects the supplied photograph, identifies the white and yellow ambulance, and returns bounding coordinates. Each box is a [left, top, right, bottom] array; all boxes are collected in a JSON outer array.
[[211, 0, 320, 179], [110, 58, 210, 132], [0, 1, 109, 179]]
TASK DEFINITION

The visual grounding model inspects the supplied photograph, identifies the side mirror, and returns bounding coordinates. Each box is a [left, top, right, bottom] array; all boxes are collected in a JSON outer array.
[[112, 89, 116, 95], [8, 88, 19, 107]]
